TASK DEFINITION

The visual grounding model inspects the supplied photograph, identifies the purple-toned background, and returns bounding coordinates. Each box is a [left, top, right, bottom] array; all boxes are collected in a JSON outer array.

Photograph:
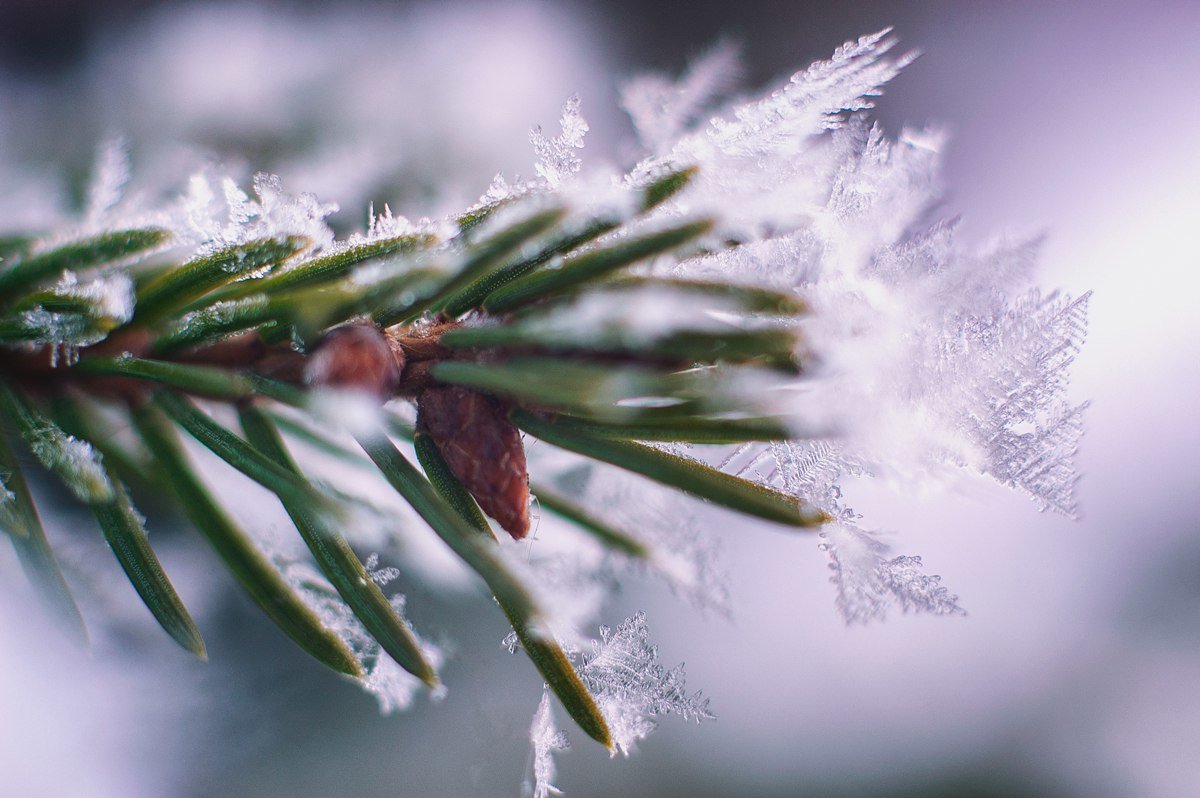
[[1, 2, 1197, 796]]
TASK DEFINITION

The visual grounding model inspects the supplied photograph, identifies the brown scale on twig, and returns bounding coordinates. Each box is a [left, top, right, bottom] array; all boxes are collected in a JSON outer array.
[[304, 323, 401, 400], [309, 321, 531, 540], [391, 320, 531, 539], [416, 384, 529, 539]]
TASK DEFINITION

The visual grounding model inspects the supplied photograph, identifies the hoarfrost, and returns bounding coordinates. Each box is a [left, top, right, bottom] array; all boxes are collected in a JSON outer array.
[[522, 688, 569, 798], [168, 296, 269, 342], [819, 524, 964, 623], [14, 271, 136, 364], [27, 423, 113, 503], [529, 451, 731, 615], [512, 611, 711, 784], [85, 138, 132, 222], [355, 202, 450, 245], [271, 557, 439, 715], [58, 271, 136, 323], [17, 312, 94, 366], [616, 32, 1090, 620], [364, 552, 400, 587], [631, 29, 917, 236], [706, 28, 915, 146], [515, 545, 617, 647], [579, 611, 713, 756], [183, 171, 337, 257], [960, 290, 1092, 517], [0, 21, 1094, 767], [622, 40, 743, 154], [530, 95, 588, 188]]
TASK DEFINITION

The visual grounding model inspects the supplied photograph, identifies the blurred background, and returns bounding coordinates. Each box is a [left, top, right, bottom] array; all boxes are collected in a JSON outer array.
[[2, 1, 1198, 796]]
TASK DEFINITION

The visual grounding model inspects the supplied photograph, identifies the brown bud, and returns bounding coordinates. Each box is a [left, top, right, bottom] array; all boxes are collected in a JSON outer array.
[[305, 324, 402, 400], [418, 385, 530, 539]]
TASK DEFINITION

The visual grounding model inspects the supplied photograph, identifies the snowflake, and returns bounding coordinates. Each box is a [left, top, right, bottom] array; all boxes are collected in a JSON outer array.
[[531, 95, 589, 188], [364, 552, 401, 587], [819, 524, 964, 623], [579, 612, 713, 756]]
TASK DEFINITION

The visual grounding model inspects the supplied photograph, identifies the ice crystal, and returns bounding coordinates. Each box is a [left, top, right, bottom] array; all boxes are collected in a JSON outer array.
[[270, 554, 438, 715], [705, 28, 915, 146], [347, 202, 450, 247], [60, 271, 136, 323], [959, 289, 1092, 517], [364, 552, 401, 588], [17, 313, 98, 365], [627, 29, 918, 237], [630, 496, 732, 617], [517, 546, 619, 647], [616, 33, 1087, 621], [168, 296, 269, 343], [530, 95, 589, 188], [8, 264, 137, 366], [819, 524, 964, 623], [523, 688, 570, 798], [359, 599, 444, 715], [86, 138, 132, 222], [183, 171, 336, 257], [580, 612, 713, 756], [622, 40, 743, 154]]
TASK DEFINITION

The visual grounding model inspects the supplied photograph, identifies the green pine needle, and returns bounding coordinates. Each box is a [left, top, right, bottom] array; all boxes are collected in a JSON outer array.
[[0, 431, 89, 645], [0, 227, 170, 300], [134, 401, 363, 676], [482, 219, 714, 313], [369, 429, 612, 748], [512, 409, 829, 528], [135, 236, 308, 324], [92, 474, 207, 659], [239, 404, 438, 686]]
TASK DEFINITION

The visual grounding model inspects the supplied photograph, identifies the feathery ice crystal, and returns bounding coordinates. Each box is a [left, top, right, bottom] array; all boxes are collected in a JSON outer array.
[[0, 27, 1087, 795]]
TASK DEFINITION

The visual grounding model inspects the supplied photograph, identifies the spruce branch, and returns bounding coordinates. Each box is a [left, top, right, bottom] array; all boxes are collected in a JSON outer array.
[[0, 28, 1090, 775], [0, 158, 815, 743]]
